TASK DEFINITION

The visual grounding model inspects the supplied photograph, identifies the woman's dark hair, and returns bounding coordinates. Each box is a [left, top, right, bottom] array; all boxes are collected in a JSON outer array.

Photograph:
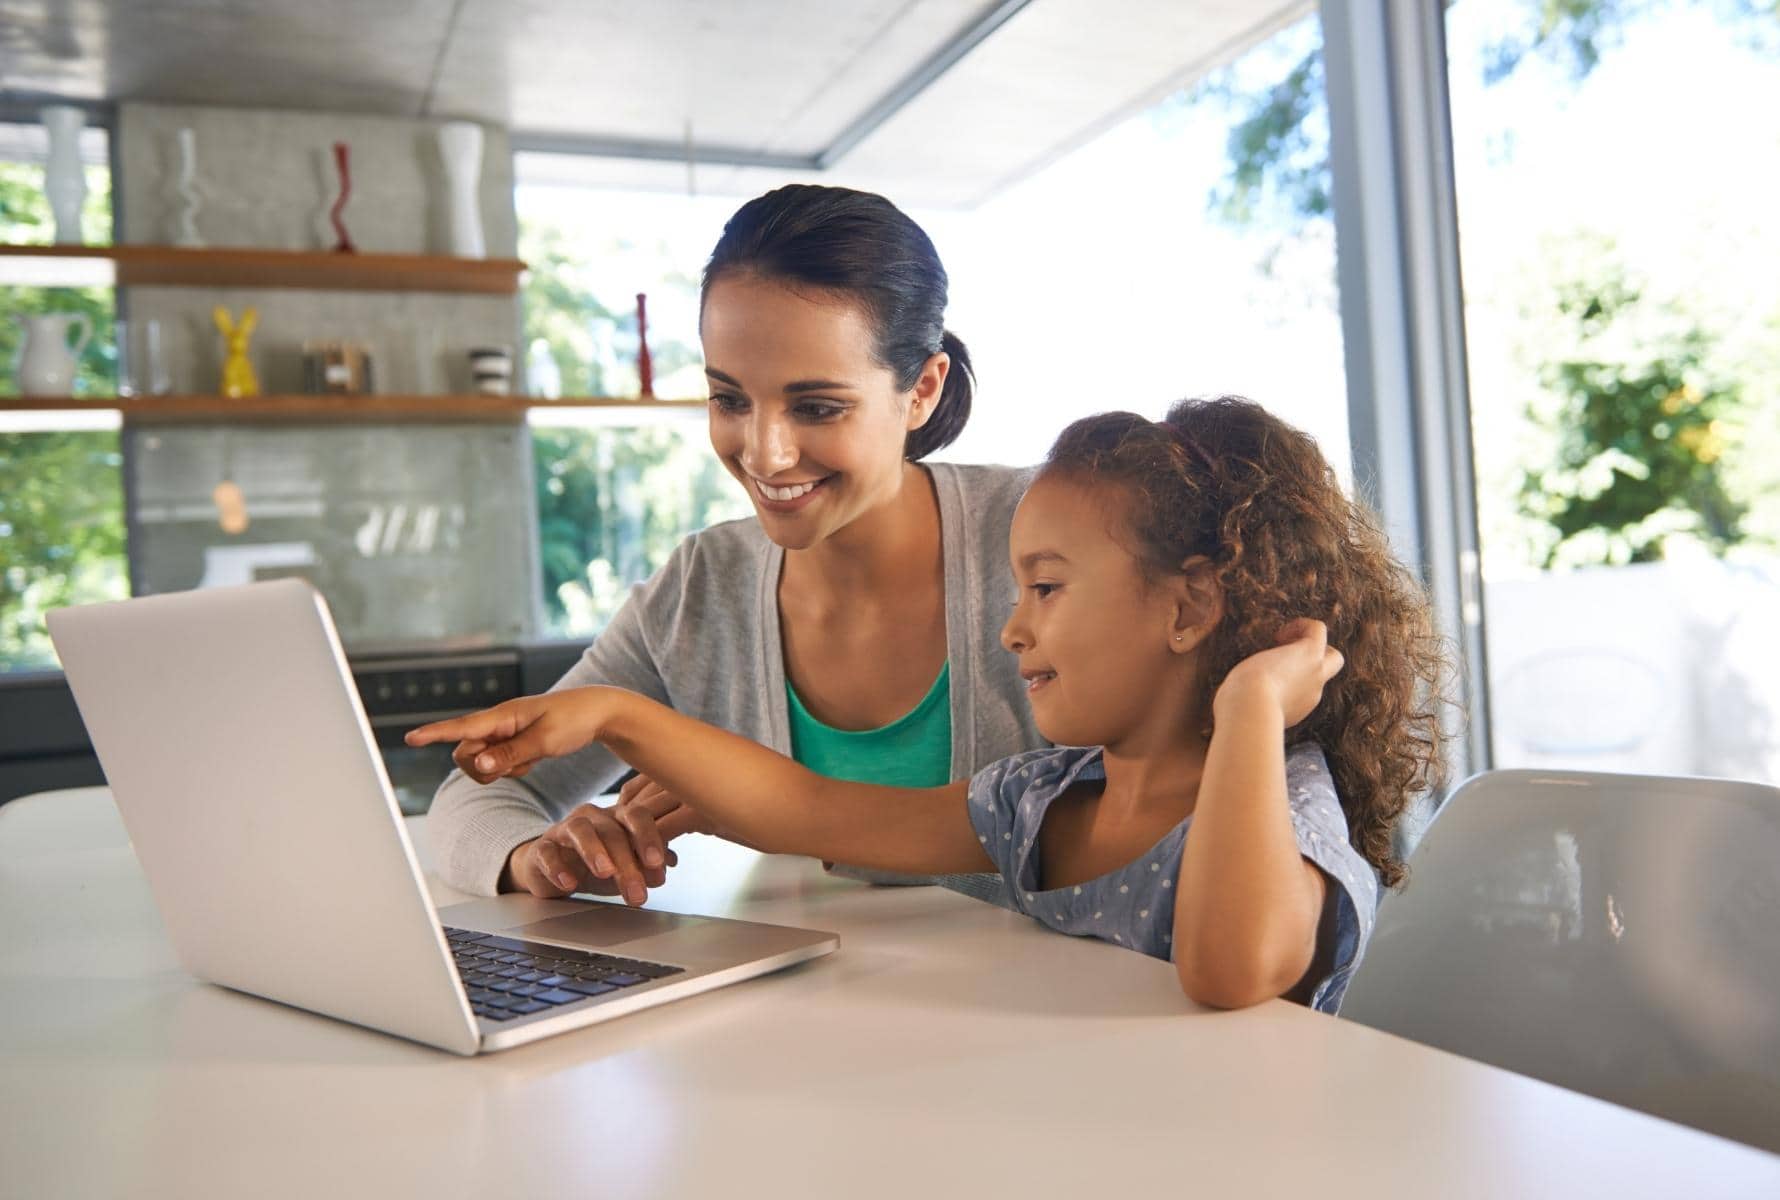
[[1041, 397, 1456, 888], [702, 184, 972, 461]]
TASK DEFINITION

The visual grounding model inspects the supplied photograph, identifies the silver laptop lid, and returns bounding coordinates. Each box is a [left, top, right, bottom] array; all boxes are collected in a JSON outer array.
[[49, 579, 479, 1055]]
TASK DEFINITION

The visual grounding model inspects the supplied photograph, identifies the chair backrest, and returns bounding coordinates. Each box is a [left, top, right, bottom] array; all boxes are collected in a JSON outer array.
[[1341, 769, 1780, 1156]]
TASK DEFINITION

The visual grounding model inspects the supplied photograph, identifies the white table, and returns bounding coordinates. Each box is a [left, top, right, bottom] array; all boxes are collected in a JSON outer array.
[[3, 788, 1777, 1199]]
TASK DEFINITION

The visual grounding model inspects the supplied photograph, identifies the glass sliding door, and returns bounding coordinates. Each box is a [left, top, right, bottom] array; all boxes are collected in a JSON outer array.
[[1446, 1, 1780, 782]]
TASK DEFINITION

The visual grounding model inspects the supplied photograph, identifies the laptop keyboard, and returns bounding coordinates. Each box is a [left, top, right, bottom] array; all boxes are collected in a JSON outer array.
[[444, 926, 685, 1023]]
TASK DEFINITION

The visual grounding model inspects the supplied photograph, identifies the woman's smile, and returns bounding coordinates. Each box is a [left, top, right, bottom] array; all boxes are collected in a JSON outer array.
[[750, 473, 833, 511]]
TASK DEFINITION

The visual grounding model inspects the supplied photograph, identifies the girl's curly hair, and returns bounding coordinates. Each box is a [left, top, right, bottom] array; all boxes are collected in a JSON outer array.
[[1042, 396, 1455, 888]]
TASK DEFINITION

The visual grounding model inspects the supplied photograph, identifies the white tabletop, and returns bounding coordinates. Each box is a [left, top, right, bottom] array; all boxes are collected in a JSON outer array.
[[3, 788, 1777, 1199]]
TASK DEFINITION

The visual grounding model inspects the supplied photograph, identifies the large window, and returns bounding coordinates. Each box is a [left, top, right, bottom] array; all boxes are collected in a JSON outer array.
[[1446, 1, 1780, 781], [1, 122, 127, 673], [923, 13, 1349, 480], [529, 412, 747, 638], [514, 170, 750, 640]]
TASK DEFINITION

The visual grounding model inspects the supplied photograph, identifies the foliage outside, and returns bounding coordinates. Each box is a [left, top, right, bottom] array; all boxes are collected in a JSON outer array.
[[518, 215, 706, 400], [1193, 0, 1778, 572], [1, 159, 128, 671], [0, 431, 127, 669], [1, 160, 117, 397], [1195, 1, 1778, 230], [520, 210, 744, 638], [533, 423, 746, 637], [1516, 249, 1750, 567]]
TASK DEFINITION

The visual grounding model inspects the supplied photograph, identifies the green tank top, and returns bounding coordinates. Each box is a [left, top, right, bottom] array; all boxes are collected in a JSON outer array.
[[787, 662, 952, 787]]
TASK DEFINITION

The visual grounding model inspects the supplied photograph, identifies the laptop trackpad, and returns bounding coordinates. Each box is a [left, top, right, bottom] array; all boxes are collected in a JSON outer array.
[[515, 905, 698, 949]]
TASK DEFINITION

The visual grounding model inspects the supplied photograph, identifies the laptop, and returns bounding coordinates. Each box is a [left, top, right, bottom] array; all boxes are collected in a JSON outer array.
[[47, 578, 838, 1055]]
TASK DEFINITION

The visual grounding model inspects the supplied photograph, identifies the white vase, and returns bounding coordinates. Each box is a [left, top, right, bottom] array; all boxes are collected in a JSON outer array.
[[41, 105, 87, 245], [172, 126, 204, 248], [16, 312, 93, 396], [436, 121, 486, 259]]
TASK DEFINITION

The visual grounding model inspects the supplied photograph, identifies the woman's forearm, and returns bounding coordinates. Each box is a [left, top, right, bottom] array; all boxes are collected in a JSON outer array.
[[587, 686, 990, 875], [1173, 689, 1324, 1007]]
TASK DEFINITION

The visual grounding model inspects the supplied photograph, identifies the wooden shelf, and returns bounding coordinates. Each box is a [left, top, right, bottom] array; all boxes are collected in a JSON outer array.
[[0, 244, 526, 294], [0, 395, 706, 423]]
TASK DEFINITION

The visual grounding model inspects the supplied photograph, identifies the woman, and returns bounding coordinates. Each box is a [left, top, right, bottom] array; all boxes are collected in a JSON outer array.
[[427, 184, 1044, 903]]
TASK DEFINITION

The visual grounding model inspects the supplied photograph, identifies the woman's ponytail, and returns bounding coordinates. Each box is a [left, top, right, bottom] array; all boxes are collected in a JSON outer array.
[[905, 330, 974, 461]]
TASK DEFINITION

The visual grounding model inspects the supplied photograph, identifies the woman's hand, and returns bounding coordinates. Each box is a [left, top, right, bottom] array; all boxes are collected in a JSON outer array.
[[502, 802, 678, 905], [499, 773, 745, 903], [1214, 618, 1344, 729], [408, 689, 669, 905], [406, 689, 608, 784]]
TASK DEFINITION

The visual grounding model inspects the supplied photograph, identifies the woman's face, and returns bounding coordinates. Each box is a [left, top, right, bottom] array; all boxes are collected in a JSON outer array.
[[701, 273, 942, 551]]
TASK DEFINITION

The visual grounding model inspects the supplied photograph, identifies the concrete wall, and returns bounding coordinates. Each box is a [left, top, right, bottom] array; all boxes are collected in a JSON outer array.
[[109, 102, 540, 644], [115, 101, 521, 396], [117, 101, 517, 257]]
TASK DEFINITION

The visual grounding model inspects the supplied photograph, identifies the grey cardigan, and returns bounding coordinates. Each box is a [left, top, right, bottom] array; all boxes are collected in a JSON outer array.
[[427, 461, 1045, 896]]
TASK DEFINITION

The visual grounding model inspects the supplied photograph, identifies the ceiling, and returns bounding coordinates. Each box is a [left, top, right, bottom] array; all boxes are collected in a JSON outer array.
[[0, 0, 1311, 208]]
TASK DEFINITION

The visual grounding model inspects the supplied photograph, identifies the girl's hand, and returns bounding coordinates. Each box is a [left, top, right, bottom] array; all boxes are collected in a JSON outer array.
[[405, 689, 607, 784], [615, 773, 720, 842], [614, 772, 759, 849], [1214, 618, 1345, 728]]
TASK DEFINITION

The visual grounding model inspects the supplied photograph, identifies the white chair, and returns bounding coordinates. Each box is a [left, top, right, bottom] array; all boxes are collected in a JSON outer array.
[[1340, 769, 1780, 1155]]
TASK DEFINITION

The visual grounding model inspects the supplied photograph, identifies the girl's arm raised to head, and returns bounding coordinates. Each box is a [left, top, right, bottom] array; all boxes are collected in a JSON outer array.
[[408, 686, 992, 877], [1172, 620, 1337, 1010]]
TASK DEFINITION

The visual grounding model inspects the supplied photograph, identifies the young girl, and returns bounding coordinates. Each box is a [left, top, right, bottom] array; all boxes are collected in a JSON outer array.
[[409, 397, 1450, 1013]]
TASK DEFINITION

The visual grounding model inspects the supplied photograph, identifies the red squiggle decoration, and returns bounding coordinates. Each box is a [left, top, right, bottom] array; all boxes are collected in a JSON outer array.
[[330, 141, 356, 254], [636, 292, 654, 398]]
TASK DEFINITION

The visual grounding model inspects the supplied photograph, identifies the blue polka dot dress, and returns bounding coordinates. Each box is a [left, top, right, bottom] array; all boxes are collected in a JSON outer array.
[[967, 742, 1379, 1014]]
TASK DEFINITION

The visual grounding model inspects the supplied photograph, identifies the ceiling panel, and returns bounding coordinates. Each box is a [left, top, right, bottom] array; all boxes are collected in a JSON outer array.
[[837, 0, 1312, 206], [0, 0, 1310, 208], [0, 0, 451, 115], [428, 0, 990, 155]]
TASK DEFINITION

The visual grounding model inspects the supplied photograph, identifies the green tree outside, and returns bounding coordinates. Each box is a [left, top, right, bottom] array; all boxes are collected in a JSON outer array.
[[519, 217, 707, 399], [1, 159, 128, 672], [520, 209, 744, 637], [533, 422, 745, 637], [1185, 1, 1778, 575], [1, 160, 117, 397], [0, 431, 127, 669], [1190, 1, 1778, 231], [521, 218, 618, 398], [1518, 255, 1750, 566]]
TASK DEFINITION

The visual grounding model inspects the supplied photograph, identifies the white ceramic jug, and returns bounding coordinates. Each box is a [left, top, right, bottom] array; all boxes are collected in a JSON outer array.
[[16, 312, 93, 397]]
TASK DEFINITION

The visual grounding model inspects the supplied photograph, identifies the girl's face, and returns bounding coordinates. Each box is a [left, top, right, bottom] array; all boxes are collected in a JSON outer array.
[[700, 273, 942, 551], [1001, 475, 1197, 749]]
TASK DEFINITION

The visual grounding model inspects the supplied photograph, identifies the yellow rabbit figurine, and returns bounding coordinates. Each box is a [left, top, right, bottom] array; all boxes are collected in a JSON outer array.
[[213, 305, 260, 398]]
